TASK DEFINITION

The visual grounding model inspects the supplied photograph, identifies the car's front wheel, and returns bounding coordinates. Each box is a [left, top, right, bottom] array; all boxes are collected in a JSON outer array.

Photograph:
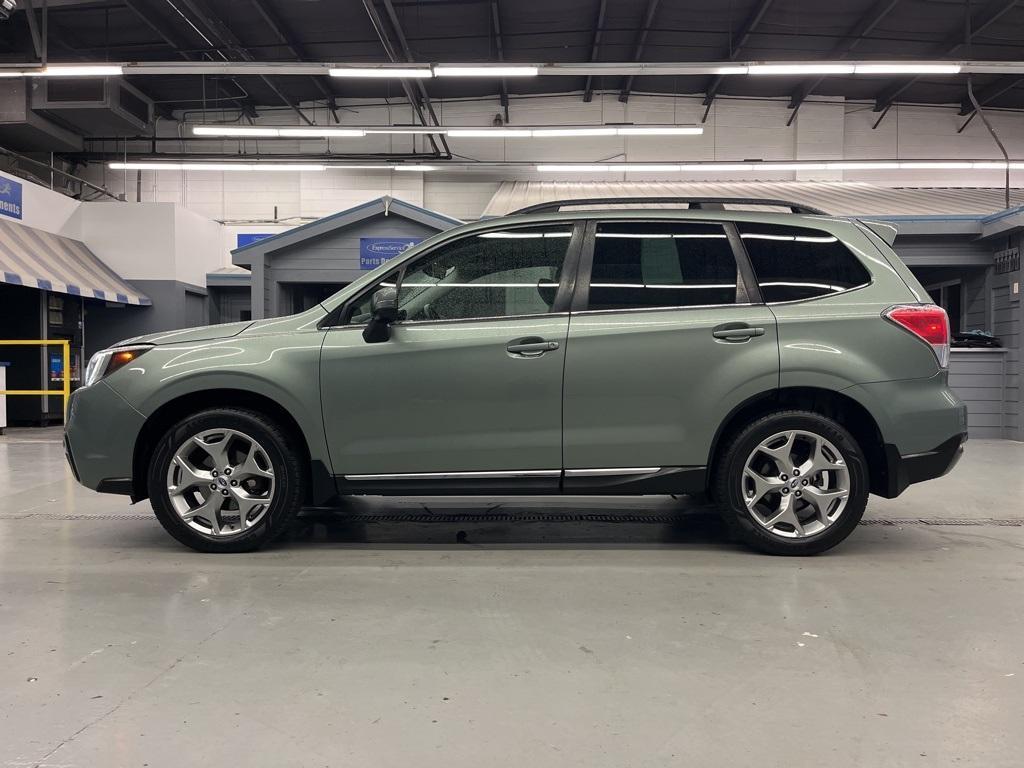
[[713, 410, 868, 555], [147, 408, 305, 552]]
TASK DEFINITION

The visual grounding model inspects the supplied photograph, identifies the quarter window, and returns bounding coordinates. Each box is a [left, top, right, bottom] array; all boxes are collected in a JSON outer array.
[[738, 223, 871, 303], [347, 225, 572, 324], [586, 222, 738, 310]]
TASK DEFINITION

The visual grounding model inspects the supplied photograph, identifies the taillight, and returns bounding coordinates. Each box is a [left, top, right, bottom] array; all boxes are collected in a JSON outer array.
[[883, 304, 950, 368]]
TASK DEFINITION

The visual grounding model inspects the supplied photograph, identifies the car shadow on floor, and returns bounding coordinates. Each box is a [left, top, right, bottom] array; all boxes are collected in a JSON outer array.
[[249, 495, 738, 551]]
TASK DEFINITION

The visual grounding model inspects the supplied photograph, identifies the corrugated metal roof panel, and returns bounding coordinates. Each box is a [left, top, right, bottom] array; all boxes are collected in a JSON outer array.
[[483, 181, 1024, 218]]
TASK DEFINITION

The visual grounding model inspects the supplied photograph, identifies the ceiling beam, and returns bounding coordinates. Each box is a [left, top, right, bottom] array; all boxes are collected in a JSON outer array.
[[378, 0, 452, 155], [959, 75, 1024, 115], [872, 0, 1020, 111], [490, 0, 509, 112], [175, 0, 314, 124], [363, 0, 448, 157], [581, 0, 607, 103], [618, 0, 661, 103], [123, 0, 252, 114], [785, 0, 901, 124], [247, 0, 339, 122], [701, 0, 774, 117]]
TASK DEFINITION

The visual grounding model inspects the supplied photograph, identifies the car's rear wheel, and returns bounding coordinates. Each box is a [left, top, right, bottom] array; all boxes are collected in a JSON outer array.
[[147, 408, 305, 553], [713, 410, 868, 555]]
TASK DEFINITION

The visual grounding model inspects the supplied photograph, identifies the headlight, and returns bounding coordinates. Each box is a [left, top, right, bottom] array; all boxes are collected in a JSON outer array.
[[83, 345, 153, 387]]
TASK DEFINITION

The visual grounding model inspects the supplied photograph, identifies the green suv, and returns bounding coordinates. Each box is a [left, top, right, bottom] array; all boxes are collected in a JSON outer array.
[[65, 197, 967, 555]]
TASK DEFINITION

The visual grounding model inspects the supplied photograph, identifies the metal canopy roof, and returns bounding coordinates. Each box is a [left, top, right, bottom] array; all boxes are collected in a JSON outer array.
[[0, 218, 151, 305], [483, 180, 1024, 217], [3, 0, 1023, 118]]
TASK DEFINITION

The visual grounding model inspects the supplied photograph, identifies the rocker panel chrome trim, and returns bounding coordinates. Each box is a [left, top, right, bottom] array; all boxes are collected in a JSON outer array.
[[564, 467, 661, 477], [343, 469, 562, 481]]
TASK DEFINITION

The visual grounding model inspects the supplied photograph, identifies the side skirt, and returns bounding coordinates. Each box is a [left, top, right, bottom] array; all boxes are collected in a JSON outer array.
[[335, 467, 707, 496]]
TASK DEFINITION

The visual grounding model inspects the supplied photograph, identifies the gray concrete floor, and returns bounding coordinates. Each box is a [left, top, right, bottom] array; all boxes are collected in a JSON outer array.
[[1, 428, 1022, 768]]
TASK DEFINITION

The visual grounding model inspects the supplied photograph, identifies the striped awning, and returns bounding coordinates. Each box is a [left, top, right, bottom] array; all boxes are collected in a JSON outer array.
[[0, 218, 150, 306]]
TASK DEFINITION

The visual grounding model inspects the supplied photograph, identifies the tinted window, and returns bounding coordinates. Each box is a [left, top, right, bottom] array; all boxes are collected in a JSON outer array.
[[348, 225, 571, 323], [586, 222, 738, 311], [739, 223, 871, 303]]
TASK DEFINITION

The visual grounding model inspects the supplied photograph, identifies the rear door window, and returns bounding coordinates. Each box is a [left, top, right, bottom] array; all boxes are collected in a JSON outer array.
[[738, 223, 871, 303], [585, 222, 739, 310]]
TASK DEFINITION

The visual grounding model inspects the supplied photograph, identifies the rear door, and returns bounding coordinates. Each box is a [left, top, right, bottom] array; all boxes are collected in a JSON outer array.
[[561, 219, 779, 492]]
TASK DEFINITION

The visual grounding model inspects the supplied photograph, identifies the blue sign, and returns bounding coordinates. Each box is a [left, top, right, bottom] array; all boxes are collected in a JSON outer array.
[[0, 177, 23, 220], [360, 237, 424, 270], [236, 232, 274, 248]]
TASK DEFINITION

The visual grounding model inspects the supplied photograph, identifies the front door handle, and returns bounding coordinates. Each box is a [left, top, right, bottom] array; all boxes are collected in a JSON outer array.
[[507, 337, 560, 356], [712, 324, 766, 342]]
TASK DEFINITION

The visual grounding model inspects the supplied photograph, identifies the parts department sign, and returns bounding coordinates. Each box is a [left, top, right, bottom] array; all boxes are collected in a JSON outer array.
[[359, 237, 423, 270], [0, 177, 23, 220]]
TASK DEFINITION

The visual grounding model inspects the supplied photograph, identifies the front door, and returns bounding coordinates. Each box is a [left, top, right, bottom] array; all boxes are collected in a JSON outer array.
[[562, 219, 779, 492], [320, 221, 581, 493]]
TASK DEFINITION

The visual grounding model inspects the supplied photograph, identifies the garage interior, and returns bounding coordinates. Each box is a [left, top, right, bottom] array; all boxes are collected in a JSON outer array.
[[1, 0, 1023, 765]]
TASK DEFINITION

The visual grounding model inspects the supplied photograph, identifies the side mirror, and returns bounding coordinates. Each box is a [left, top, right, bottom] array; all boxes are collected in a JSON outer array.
[[362, 287, 399, 343]]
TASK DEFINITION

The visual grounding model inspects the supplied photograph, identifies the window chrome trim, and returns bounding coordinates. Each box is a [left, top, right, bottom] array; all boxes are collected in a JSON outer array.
[[758, 280, 874, 306], [343, 469, 562, 481], [571, 302, 758, 317]]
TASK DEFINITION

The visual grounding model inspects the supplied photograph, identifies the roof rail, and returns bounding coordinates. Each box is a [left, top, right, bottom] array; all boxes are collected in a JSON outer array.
[[510, 197, 830, 216]]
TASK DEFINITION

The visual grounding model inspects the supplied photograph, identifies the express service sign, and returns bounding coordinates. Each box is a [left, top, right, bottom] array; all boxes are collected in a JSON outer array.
[[0, 177, 23, 220], [359, 237, 424, 270]]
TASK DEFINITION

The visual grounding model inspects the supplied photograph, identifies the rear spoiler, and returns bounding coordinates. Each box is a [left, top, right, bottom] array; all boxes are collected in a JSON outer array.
[[859, 219, 898, 246]]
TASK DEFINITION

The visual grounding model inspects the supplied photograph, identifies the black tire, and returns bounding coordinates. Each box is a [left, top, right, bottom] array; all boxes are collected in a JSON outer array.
[[147, 407, 306, 553], [713, 410, 868, 556]]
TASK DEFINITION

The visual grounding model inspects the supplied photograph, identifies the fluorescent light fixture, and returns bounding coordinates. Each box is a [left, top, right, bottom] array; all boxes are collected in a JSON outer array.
[[392, 165, 439, 171], [277, 128, 366, 137], [109, 162, 325, 171], [678, 164, 755, 171], [899, 161, 973, 169], [434, 65, 539, 77], [536, 164, 625, 172], [364, 127, 445, 134], [853, 64, 961, 75], [193, 125, 365, 138], [612, 164, 686, 172], [447, 129, 533, 137], [329, 67, 432, 78], [749, 64, 856, 75], [617, 126, 704, 136], [757, 163, 830, 171], [715, 66, 750, 75], [189, 124, 702, 139], [537, 160, 1024, 174], [533, 127, 617, 137], [825, 161, 900, 170], [193, 126, 280, 137], [0, 64, 124, 77]]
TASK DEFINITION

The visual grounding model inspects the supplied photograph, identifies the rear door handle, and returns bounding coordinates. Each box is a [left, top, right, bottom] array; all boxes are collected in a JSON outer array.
[[507, 337, 560, 356], [712, 325, 765, 341]]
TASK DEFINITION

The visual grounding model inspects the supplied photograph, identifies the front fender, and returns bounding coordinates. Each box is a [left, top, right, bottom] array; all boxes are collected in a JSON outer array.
[[104, 329, 330, 468]]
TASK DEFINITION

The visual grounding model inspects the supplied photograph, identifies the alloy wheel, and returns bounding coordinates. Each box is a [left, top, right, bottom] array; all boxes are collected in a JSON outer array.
[[166, 428, 276, 537], [742, 429, 850, 538]]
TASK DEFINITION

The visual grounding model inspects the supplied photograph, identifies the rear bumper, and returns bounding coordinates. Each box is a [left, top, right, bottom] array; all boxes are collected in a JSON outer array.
[[881, 432, 967, 498]]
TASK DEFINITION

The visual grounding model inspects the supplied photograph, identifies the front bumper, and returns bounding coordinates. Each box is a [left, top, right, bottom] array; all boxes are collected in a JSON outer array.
[[64, 382, 146, 495]]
